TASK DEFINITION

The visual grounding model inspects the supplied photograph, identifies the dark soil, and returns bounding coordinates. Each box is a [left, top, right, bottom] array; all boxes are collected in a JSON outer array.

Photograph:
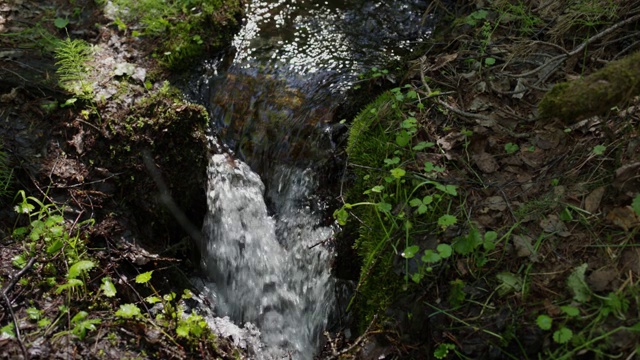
[[0, 0, 243, 358]]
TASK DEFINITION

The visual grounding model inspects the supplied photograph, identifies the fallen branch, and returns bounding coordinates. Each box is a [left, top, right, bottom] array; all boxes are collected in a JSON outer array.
[[1, 256, 37, 360], [505, 12, 640, 80]]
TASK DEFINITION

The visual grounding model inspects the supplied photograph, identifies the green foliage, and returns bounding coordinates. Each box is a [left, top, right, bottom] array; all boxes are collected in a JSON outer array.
[[116, 304, 142, 319], [452, 228, 497, 256], [592, 145, 606, 155], [553, 327, 573, 344], [536, 314, 553, 330], [564, 0, 619, 29], [567, 263, 591, 303], [632, 194, 640, 216], [68, 260, 96, 279], [464, 10, 488, 26], [339, 86, 463, 328], [495, 1, 543, 35], [1, 323, 15, 339], [108, 0, 241, 70], [176, 312, 208, 339], [54, 38, 94, 99], [136, 271, 153, 284], [495, 272, 523, 296], [504, 142, 519, 154], [54, 18, 70, 29], [100, 277, 117, 297], [434, 343, 456, 359], [70, 311, 101, 340]]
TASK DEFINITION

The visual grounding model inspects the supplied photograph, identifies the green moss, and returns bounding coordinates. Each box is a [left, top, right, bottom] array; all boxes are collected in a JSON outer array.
[[109, 0, 242, 71], [345, 91, 405, 330], [539, 51, 640, 123]]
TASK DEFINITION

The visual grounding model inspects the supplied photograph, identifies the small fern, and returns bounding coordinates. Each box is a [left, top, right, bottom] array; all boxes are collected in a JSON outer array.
[[54, 38, 94, 98]]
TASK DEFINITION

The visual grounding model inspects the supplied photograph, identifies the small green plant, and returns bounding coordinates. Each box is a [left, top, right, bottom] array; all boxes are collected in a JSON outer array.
[[464, 10, 489, 26], [504, 142, 519, 154], [536, 305, 579, 345], [54, 37, 94, 99], [113, 270, 212, 343], [54, 18, 70, 29], [434, 342, 456, 359], [592, 144, 606, 155], [69, 311, 101, 340], [495, 1, 542, 35], [1, 323, 15, 339], [632, 194, 640, 216], [452, 228, 497, 256], [353, 67, 391, 89]]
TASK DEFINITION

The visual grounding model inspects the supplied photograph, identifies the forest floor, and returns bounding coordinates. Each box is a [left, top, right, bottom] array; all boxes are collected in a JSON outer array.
[[333, 1, 640, 359], [0, 0, 246, 359]]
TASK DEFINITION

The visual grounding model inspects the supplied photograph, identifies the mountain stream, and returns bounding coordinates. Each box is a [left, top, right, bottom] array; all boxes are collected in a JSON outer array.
[[190, 0, 431, 358]]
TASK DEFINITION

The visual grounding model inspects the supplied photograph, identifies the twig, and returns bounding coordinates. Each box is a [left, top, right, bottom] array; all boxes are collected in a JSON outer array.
[[505, 12, 640, 79], [1, 256, 37, 360], [52, 172, 123, 189], [1, 257, 38, 297], [1, 292, 28, 360], [436, 98, 495, 123], [326, 315, 378, 359], [142, 149, 203, 243], [308, 236, 334, 250], [438, 99, 532, 138]]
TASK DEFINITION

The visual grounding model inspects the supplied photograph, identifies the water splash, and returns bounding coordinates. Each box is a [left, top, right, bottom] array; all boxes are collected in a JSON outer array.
[[200, 154, 335, 359]]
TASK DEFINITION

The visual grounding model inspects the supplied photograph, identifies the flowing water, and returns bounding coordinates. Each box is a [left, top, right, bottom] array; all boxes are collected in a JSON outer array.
[[192, 0, 432, 358]]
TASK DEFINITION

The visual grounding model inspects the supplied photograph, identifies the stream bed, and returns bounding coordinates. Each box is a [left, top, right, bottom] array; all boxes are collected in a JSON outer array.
[[189, 0, 432, 358]]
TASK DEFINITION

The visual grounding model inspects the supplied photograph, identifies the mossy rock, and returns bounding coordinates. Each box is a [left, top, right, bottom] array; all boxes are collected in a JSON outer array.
[[102, 86, 209, 248], [539, 51, 640, 123], [107, 0, 243, 72]]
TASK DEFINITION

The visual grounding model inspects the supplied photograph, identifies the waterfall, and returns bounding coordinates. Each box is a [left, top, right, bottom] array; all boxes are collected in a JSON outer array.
[[190, 1, 432, 357], [200, 153, 335, 359]]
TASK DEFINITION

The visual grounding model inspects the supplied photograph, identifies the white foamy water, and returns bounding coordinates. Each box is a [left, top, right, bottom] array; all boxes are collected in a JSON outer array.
[[199, 154, 335, 359]]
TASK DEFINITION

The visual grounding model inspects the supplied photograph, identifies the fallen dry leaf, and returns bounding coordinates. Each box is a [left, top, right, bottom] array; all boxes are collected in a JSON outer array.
[[539, 214, 571, 237], [606, 206, 640, 231], [483, 195, 507, 212], [473, 152, 499, 173], [587, 267, 618, 292], [512, 234, 536, 259], [584, 186, 605, 213], [612, 162, 640, 194], [428, 52, 458, 72]]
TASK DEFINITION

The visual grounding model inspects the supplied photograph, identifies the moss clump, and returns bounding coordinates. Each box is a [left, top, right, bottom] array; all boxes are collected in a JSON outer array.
[[538, 51, 640, 123], [345, 91, 405, 330], [108, 0, 242, 71]]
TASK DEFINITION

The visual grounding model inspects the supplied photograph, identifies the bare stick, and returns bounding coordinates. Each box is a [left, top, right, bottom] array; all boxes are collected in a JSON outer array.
[[326, 315, 378, 359], [1, 256, 37, 360]]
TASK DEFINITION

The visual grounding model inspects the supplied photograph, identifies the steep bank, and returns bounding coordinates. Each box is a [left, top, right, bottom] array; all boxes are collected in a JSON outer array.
[[0, 0, 244, 358], [336, 1, 640, 359]]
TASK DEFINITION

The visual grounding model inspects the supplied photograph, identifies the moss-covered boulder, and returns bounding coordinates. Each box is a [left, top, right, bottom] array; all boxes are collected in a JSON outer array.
[[101, 83, 210, 248], [539, 51, 640, 123]]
